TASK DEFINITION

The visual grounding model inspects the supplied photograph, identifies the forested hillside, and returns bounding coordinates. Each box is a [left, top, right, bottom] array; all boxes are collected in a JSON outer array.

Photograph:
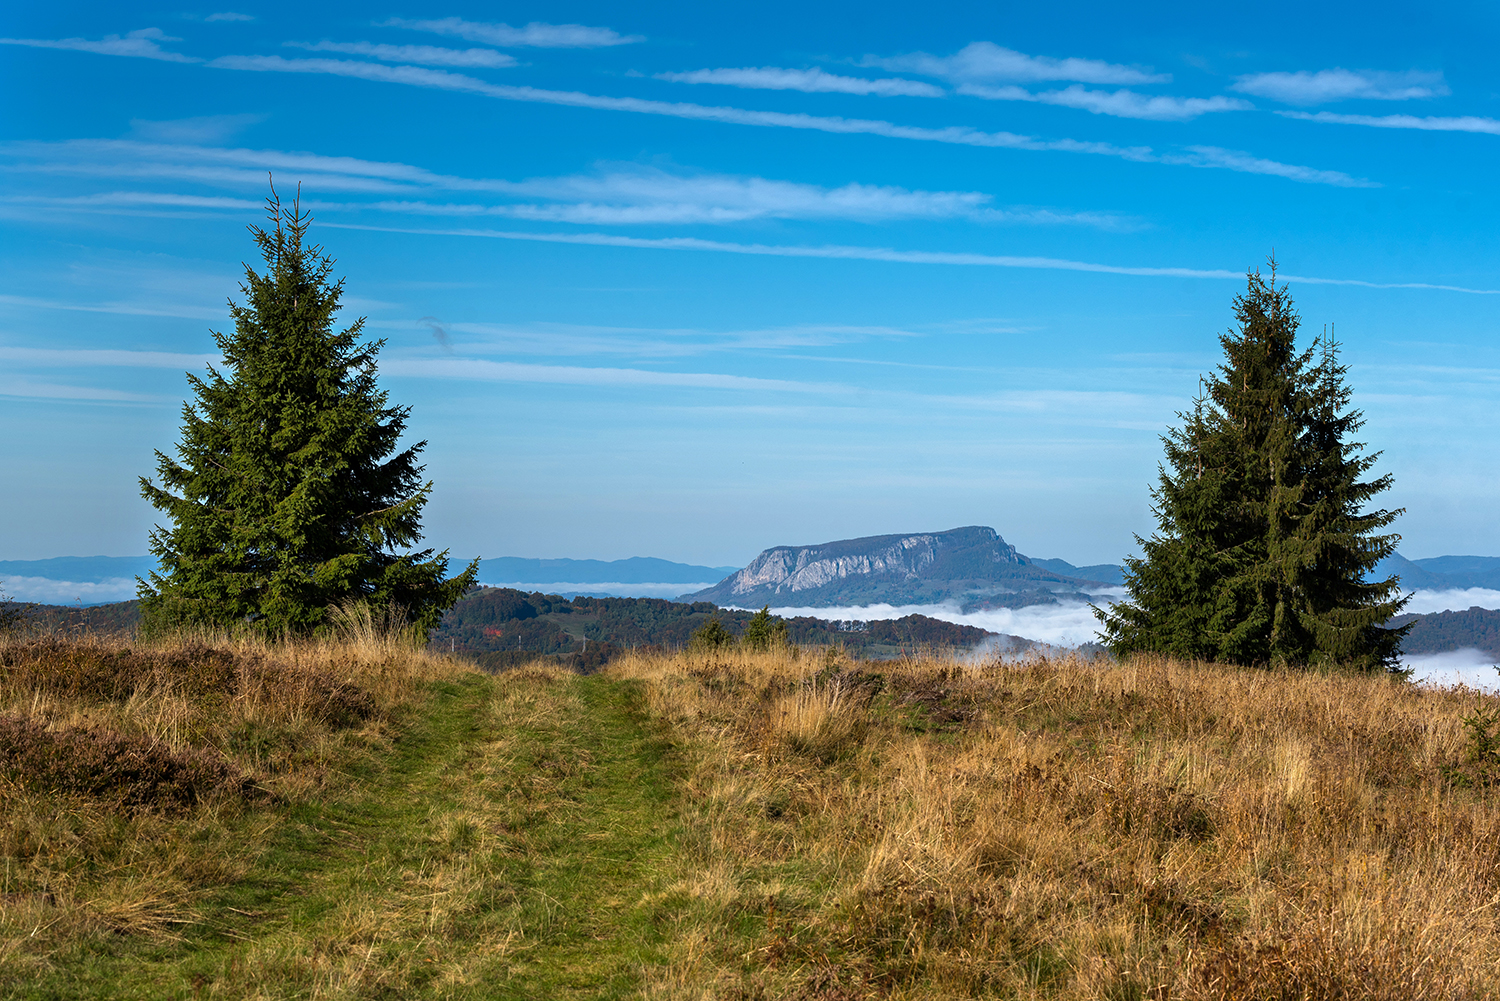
[[1391, 606, 1500, 658], [428, 586, 1020, 671], [14, 590, 1500, 665]]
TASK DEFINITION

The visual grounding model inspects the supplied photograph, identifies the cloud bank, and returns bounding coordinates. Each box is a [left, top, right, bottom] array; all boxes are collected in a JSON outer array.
[[1405, 649, 1500, 691], [761, 587, 1500, 673], [1, 576, 139, 604]]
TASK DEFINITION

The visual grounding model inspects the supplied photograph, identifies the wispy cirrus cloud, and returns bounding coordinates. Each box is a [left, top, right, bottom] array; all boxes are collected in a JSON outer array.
[[431, 166, 1120, 226], [0, 138, 474, 194], [1163, 146, 1377, 188], [0, 346, 220, 368], [128, 113, 267, 144], [1, 144, 1135, 231], [201, 56, 1367, 187], [2, 191, 262, 212], [381, 358, 833, 393], [377, 16, 641, 48], [1232, 68, 1448, 105], [0, 379, 164, 403], [866, 41, 1169, 85], [961, 84, 1250, 121], [0, 27, 198, 62], [0, 292, 227, 321], [285, 40, 517, 68], [656, 66, 942, 98], [399, 320, 924, 358], [204, 12, 254, 23], [1278, 111, 1500, 136], [324, 221, 1500, 295]]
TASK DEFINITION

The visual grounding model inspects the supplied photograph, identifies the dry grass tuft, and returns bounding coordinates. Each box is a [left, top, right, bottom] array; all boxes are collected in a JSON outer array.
[[0, 621, 470, 975], [615, 647, 1500, 999]]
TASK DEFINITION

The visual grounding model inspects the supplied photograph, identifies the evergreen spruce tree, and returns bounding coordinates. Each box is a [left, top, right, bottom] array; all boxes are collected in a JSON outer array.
[[139, 187, 477, 637], [1099, 262, 1408, 670], [741, 605, 789, 651]]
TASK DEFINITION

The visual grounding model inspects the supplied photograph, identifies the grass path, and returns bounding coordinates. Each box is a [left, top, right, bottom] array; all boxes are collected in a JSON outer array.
[[16, 670, 688, 1000]]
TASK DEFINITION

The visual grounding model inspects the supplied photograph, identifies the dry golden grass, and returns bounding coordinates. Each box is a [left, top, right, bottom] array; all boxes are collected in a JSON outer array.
[[613, 646, 1500, 1000], [0, 614, 471, 978]]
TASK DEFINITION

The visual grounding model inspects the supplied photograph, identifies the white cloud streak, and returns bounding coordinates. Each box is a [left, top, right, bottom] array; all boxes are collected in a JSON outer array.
[[323, 221, 1500, 294], [0, 378, 163, 403], [867, 41, 1169, 85], [961, 83, 1251, 121], [0, 346, 220, 369], [0, 293, 226, 320], [0, 145, 1133, 230], [657, 66, 943, 98], [205, 13, 254, 23], [1232, 68, 1448, 105], [378, 16, 642, 48], [3, 191, 262, 211], [1278, 111, 1500, 136], [411, 320, 922, 358], [0, 27, 198, 62], [202, 56, 1367, 187], [381, 357, 836, 393], [285, 40, 517, 68], [1165, 145, 1377, 188]]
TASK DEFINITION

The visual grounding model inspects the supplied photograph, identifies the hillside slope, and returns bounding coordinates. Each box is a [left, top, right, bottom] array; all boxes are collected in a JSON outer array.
[[9, 638, 1500, 996]]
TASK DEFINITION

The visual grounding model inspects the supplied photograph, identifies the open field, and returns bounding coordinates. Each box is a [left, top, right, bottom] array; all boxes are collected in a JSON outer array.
[[3, 628, 1500, 998]]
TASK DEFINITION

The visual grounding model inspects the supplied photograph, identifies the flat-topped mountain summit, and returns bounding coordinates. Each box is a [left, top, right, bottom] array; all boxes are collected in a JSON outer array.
[[685, 526, 1108, 608]]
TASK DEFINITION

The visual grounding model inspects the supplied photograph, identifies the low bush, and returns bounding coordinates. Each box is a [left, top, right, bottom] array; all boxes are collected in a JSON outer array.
[[0, 715, 256, 810]]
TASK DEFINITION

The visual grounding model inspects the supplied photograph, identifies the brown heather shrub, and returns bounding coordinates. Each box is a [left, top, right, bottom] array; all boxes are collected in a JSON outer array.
[[0, 714, 255, 810], [616, 647, 1500, 1000], [0, 637, 377, 729]]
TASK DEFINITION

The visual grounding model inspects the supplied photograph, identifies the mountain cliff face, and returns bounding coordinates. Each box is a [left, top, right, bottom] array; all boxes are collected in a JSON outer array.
[[685, 526, 1101, 608]]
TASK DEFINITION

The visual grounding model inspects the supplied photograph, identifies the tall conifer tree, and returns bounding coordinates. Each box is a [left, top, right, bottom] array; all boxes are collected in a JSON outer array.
[[1099, 262, 1408, 670], [139, 187, 477, 636]]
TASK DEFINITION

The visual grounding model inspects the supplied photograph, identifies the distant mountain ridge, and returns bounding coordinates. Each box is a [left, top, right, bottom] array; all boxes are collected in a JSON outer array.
[[685, 526, 1109, 608], [477, 556, 738, 586], [1030, 558, 1128, 586]]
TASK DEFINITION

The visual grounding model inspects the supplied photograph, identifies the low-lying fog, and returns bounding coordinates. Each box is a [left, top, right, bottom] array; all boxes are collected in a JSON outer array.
[[764, 587, 1500, 690]]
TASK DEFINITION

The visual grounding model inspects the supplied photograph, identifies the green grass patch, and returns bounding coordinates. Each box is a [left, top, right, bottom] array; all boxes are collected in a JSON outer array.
[[7, 669, 694, 1000]]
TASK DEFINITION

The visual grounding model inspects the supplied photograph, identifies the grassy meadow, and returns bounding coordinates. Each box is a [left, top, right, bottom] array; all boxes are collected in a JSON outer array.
[[3, 623, 1500, 998]]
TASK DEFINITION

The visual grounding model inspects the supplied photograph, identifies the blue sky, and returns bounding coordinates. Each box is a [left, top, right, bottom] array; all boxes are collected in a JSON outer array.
[[2, 1, 1498, 570]]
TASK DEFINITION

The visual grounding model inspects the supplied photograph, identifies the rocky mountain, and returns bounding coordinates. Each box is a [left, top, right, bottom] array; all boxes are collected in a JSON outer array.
[[683, 526, 1110, 608]]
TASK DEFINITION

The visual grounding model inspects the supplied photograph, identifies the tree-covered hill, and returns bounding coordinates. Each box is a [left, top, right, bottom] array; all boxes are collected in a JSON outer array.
[[1390, 607, 1500, 659], [428, 586, 1022, 671]]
